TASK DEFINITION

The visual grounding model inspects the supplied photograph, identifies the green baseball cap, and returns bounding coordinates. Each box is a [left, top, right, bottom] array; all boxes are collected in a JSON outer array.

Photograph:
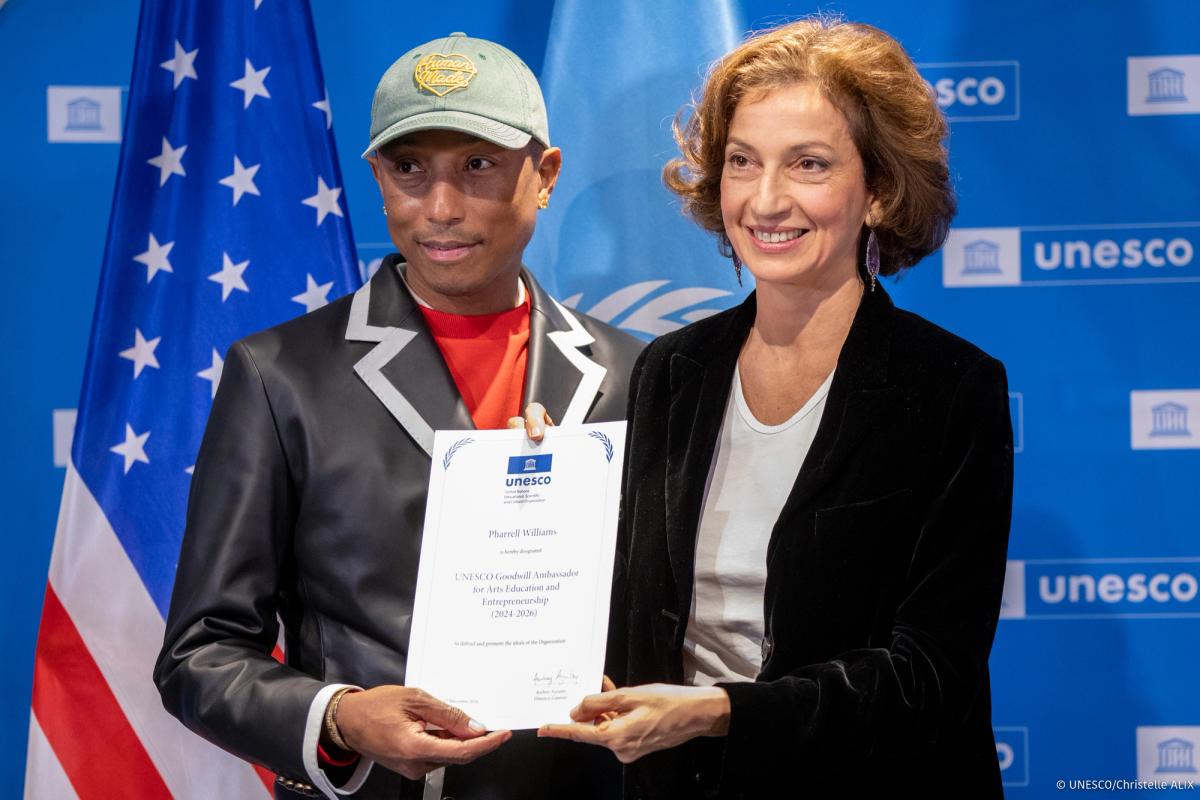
[[363, 32, 550, 157]]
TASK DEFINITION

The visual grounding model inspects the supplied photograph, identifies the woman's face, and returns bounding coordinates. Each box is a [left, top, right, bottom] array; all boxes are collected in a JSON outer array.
[[720, 81, 878, 291]]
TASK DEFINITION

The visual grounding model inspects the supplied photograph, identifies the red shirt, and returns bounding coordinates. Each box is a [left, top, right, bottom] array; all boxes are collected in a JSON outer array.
[[417, 296, 531, 429]]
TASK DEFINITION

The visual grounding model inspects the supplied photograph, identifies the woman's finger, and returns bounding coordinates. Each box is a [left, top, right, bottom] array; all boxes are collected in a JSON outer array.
[[537, 722, 606, 745], [570, 690, 631, 722]]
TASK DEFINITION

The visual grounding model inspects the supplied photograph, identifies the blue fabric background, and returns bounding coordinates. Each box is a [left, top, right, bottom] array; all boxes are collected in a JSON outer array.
[[2, 0, 1196, 795]]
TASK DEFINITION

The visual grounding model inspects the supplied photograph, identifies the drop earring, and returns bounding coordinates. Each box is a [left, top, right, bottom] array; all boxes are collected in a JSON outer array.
[[732, 250, 743, 287], [865, 227, 880, 292]]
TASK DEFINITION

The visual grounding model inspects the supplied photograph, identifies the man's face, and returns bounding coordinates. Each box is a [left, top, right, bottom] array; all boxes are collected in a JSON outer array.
[[369, 129, 561, 313]]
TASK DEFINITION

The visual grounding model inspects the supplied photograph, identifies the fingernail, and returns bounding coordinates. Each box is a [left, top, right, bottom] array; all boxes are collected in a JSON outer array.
[[469, 718, 486, 732], [531, 425, 543, 438]]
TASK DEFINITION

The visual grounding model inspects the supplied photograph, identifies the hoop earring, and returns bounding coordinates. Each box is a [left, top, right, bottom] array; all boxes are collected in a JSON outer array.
[[865, 227, 881, 292]]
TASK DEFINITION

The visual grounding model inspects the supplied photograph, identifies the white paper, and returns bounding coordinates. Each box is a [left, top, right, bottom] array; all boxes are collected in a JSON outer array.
[[406, 421, 627, 731]]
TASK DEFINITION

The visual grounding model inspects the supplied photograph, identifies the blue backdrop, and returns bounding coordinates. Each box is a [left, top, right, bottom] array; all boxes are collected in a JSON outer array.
[[2, 0, 1197, 796]]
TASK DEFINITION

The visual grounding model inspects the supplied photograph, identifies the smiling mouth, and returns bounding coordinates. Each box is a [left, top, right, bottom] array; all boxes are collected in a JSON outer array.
[[419, 239, 479, 261], [750, 228, 805, 244], [422, 239, 478, 250]]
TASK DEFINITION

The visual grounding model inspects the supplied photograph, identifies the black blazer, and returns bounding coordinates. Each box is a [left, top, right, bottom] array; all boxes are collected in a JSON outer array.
[[609, 285, 1013, 799], [155, 256, 642, 800]]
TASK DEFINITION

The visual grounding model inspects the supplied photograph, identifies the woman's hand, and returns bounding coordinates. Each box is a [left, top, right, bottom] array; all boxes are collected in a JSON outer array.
[[537, 684, 730, 764], [507, 401, 554, 443]]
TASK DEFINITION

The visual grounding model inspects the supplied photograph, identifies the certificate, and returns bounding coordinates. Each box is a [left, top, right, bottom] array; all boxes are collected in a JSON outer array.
[[406, 421, 627, 731]]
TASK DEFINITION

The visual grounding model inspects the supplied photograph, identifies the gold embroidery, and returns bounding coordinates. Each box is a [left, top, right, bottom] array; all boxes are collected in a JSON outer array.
[[413, 53, 478, 97]]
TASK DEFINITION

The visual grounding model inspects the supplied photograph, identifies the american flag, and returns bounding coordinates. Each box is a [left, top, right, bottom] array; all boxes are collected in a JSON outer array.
[[26, 1, 359, 797]]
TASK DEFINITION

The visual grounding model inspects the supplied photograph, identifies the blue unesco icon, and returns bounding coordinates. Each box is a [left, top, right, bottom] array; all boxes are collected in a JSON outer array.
[[1157, 737, 1198, 774], [1147, 67, 1187, 104], [507, 454, 553, 475], [1150, 401, 1191, 437], [66, 97, 103, 131], [963, 240, 1003, 275]]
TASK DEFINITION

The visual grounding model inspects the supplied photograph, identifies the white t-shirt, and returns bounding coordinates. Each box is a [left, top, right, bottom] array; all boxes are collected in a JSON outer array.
[[682, 364, 834, 686]]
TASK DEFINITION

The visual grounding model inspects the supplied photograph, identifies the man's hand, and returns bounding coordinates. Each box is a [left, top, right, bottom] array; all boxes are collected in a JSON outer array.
[[507, 402, 554, 443], [537, 683, 730, 764], [336, 686, 512, 780]]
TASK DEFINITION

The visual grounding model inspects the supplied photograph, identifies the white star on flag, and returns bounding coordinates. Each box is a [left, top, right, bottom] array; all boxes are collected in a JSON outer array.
[[209, 252, 250, 301], [133, 233, 175, 283], [110, 423, 150, 474], [160, 41, 198, 89], [197, 348, 224, 398], [230, 58, 271, 108], [218, 156, 261, 205], [313, 89, 332, 129], [147, 137, 187, 186], [119, 328, 162, 378], [292, 273, 333, 313], [301, 176, 344, 225]]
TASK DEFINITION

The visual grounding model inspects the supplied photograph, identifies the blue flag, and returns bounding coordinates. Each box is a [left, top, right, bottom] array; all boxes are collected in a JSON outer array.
[[27, 1, 358, 797], [527, 0, 745, 338]]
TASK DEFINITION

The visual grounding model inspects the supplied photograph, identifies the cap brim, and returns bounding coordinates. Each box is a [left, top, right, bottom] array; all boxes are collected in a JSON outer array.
[[361, 110, 533, 157]]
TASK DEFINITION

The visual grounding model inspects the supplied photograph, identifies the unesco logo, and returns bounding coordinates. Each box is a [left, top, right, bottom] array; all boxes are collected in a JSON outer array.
[[1138, 728, 1200, 781], [1131, 390, 1200, 450], [1001, 559, 1200, 619], [1128, 56, 1200, 116], [506, 454, 553, 486], [942, 225, 1200, 288], [47, 86, 123, 143], [918, 61, 1020, 121]]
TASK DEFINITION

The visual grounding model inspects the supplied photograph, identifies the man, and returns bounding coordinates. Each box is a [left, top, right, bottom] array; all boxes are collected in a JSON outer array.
[[154, 32, 641, 800]]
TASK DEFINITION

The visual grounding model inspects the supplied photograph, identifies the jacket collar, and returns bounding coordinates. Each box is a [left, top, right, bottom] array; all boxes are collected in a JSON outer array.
[[663, 282, 897, 621], [344, 254, 607, 456]]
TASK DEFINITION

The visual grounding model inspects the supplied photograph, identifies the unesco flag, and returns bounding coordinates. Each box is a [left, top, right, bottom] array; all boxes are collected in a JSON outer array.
[[507, 454, 554, 474], [25, 1, 358, 798]]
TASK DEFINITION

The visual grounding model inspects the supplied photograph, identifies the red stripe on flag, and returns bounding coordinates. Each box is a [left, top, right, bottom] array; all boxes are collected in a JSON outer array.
[[32, 583, 173, 800]]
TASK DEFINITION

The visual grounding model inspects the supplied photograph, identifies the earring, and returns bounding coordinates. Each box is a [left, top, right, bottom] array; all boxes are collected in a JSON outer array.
[[381, 205, 387, 216], [732, 250, 743, 287], [865, 227, 880, 292], [537, 195, 549, 210]]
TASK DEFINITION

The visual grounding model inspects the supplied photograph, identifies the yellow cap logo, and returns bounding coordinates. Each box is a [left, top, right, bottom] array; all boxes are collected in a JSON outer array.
[[413, 53, 478, 97]]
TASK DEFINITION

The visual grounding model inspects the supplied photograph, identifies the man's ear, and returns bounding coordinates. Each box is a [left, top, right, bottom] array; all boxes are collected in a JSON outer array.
[[536, 146, 563, 203]]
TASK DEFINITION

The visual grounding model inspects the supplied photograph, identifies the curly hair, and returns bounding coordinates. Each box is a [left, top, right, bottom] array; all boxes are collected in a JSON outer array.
[[664, 17, 955, 275]]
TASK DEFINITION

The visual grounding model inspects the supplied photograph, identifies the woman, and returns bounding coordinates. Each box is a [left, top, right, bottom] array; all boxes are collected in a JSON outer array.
[[539, 17, 1013, 798]]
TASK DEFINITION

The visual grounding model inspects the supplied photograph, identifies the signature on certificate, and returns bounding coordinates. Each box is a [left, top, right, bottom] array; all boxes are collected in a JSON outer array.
[[533, 669, 580, 687]]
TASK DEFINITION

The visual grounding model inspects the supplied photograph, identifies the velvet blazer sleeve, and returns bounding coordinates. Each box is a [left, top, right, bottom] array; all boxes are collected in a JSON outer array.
[[153, 340, 322, 779], [717, 355, 1013, 782]]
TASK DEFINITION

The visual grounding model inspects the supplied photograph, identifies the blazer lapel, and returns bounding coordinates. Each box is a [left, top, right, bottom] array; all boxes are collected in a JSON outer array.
[[344, 255, 473, 457], [767, 285, 899, 561], [523, 270, 608, 425], [663, 299, 753, 624]]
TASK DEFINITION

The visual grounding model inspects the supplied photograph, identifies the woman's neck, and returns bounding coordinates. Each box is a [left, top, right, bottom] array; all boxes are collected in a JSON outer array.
[[749, 272, 864, 353]]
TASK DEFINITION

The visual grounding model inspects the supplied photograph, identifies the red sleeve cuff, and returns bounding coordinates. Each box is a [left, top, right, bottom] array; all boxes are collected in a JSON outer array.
[[317, 742, 361, 768]]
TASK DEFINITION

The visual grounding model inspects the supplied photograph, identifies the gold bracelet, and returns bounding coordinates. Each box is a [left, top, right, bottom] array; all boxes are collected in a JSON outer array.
[[324, 687, 357, 752]]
